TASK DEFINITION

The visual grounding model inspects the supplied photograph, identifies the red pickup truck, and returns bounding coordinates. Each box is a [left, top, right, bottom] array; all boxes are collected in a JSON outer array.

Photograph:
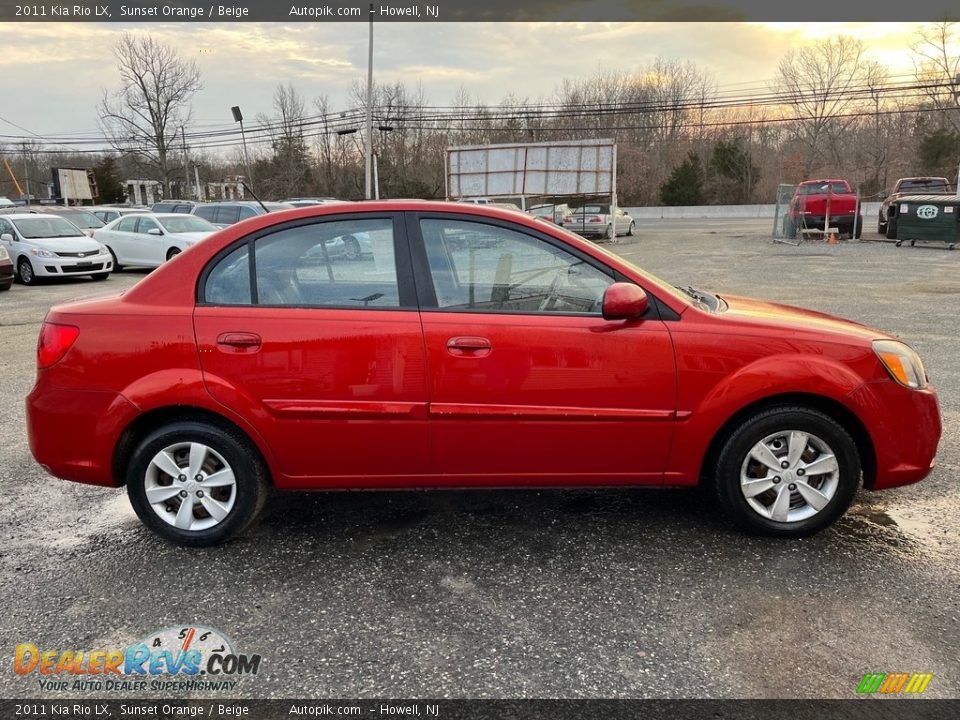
[[783, 179, 862, 239]]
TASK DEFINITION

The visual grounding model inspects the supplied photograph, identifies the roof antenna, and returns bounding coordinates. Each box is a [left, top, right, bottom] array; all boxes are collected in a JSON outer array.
[[241, 181, 270, 214]]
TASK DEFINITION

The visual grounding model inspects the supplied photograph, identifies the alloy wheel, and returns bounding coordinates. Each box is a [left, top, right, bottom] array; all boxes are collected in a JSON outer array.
[[739, 430, 840, 523], [144, 441, 237, 532]]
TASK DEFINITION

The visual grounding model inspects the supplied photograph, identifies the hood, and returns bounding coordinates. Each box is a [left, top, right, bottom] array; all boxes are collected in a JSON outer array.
[[24, 236, 102, 253], [718, 294, 891, 343], [168, 231, 215, 245]]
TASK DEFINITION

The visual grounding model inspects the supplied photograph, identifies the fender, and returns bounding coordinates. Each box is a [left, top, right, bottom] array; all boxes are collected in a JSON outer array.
[[665, 353, 868, 485], [118, 368, 280, 481]]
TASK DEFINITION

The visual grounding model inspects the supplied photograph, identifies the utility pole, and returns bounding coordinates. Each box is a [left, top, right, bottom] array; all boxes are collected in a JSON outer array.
[[181, 126, 189, 198], [21, 144, 31, 207], [365, 17, 374, 200]]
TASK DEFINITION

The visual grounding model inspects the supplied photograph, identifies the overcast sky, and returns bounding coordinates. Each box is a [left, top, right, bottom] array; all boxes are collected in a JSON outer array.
[[0, 22, 945, 148]]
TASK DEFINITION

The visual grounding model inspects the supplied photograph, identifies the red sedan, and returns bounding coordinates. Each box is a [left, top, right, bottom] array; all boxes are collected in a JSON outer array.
[[26, 202, 941, 545]]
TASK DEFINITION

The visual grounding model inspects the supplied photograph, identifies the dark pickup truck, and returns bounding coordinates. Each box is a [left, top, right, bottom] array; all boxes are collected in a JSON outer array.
[[879, 177, 953, 238], [783, 179, 862, 238]]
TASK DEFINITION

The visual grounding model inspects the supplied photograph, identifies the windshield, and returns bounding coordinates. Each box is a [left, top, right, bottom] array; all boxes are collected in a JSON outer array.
[[55, 210, 105, 228], [12, 216, 86, 239], [158, 216, 217, 233], [797, 182, 849, 195], [547, 223, 699, 309], [899, 179, 949, 191], [572, 205, 607, 214]]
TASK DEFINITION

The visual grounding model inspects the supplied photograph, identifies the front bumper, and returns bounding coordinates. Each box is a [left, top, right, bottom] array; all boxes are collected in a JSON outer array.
[[30, 252, 113, 277], [26, 383, 138, 487], [848, 380, 941, 490], [0, 260, 13, 286]]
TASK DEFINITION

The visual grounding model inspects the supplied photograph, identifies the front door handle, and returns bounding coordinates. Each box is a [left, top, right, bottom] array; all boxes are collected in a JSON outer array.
[[446, 336, 492, 357], [217, 332, 262, 350]]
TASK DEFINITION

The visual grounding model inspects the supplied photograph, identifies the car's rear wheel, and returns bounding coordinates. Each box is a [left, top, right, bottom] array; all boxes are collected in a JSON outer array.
[[627, 222, 635, 236], [713, 406, 860, 537], [17, 258, 37, 285], [343, 235, 361, 261], [126, 421, 269, 546], [886, 218, 898, 240]]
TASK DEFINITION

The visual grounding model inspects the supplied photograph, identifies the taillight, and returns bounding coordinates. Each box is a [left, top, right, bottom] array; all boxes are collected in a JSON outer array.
[[37, 322, 79, 369], [588, 216, 602, 223]]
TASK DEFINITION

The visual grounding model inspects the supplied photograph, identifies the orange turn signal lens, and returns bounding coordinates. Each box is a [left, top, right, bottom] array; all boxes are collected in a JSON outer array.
[[873, 340, 927, 390]]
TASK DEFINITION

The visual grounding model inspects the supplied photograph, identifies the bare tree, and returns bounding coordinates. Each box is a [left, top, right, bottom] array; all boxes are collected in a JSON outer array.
[[98, 33, 202, 195], [774, 36, 867, 177], [912, 22, 960, 133]]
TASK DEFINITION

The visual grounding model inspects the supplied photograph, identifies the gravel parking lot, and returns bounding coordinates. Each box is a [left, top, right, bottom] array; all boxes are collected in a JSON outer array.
[[0, 219, 957, 699]]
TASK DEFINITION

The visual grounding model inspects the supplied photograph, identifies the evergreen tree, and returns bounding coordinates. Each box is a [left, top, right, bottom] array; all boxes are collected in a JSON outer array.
[[659, 152, 704, 206]]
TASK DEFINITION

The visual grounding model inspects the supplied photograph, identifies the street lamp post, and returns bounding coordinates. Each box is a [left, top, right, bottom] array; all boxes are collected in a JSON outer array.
[[231, 105, 254, 194], [339, 125, 392, 200]]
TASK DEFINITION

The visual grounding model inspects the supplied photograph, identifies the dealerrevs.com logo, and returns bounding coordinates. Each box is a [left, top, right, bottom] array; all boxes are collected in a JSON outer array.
[[14, 625, 262, 693]]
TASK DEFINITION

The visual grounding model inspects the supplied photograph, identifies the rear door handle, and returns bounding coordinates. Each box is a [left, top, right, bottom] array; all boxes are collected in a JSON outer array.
[[217, 332, 262, 350], [446, 336, 492, 356]]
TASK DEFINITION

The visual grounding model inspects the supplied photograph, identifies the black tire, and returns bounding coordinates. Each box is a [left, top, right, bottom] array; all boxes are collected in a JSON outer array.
[[712, 406, 861, 537], [107, 247, 123, 272], [783, 216, 797, 239], [90, 272, 109, 281], [626, 222, 635, 237], [877, 212, 886, 234], [604, 224, 614, 240], [851, 214, 863, 239], [17, 257, 37, 286], [166, 247, 181, 261], [0, 283, 10, 292], [343, 235, 361, 261], [126, 420, 269, 547], [886, 218, 898, 240]]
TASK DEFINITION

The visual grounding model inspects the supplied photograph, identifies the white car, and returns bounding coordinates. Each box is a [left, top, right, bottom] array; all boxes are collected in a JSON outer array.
[[0, 213, 113, 285], [95, 213, 218, 270]]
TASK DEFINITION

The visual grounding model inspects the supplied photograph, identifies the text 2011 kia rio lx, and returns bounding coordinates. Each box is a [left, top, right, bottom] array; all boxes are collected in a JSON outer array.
[[26, 202, 941, 546]]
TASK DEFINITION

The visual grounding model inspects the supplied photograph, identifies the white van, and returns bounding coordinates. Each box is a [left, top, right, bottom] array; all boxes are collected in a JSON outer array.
[[0, 213, 113, 285]]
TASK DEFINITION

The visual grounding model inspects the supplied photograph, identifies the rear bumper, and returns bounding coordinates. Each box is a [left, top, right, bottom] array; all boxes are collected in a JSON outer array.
[[848, 380, 941, 490], [26, 383, 138, 487]]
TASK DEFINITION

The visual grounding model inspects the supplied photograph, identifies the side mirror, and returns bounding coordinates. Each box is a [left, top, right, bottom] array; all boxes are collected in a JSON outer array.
[[147, 228, 163, 236], [0, 233, 12, 242], [602, 282, 649, 320]]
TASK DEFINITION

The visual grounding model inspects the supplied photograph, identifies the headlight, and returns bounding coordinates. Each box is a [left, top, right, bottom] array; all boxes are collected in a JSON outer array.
[[30, 248, 56, 258], [0, 246, 8, 261], [873, 339, 928, 389], [98, 243, 109, 254]]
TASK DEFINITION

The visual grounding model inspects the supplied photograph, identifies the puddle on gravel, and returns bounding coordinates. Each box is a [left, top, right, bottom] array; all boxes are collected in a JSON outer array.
[[835, 500, 959, 566]]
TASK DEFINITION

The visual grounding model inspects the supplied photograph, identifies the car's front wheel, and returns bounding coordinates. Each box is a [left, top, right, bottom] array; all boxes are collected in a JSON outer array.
[[713, 406, 860, 537], [126, 421, 269, 546], [17, 258, 37, 285]]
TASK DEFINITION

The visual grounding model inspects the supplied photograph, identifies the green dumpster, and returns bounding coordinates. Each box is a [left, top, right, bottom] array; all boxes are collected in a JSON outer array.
[[888, 194, 960, 250]]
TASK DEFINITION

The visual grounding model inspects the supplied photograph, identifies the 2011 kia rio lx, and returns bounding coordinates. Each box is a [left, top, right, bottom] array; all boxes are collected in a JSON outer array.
[[26, 202, 941, 546]]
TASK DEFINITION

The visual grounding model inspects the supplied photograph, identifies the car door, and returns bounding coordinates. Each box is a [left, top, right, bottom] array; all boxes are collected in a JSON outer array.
[[409, 213, 677, 484], [193, 213, 430, 487], [134, 216, 166, 266], [106, 216, 140, 264]]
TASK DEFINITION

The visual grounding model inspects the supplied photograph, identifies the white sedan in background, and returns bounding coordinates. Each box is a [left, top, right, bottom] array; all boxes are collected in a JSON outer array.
[[94, 213, 218, 270]]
